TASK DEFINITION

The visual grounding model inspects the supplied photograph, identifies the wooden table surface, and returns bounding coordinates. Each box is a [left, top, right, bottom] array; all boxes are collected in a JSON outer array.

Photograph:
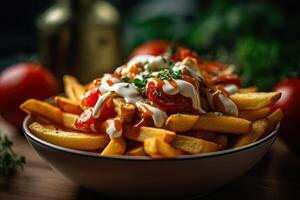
[[1, 118, 299, 200]]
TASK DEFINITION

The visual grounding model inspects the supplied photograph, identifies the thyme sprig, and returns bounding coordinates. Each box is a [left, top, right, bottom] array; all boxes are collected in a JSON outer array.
[[0, 135, 25, 176]]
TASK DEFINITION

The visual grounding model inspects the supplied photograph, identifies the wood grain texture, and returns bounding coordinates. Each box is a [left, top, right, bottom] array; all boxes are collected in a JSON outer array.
[[1, 118, 300, 200]]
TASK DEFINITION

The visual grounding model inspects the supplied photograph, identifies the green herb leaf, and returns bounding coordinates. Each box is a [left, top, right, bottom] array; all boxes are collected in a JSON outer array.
[[0, 135, 26, 176], [122, 76, 130, 82], [133, 78, 146, 88]]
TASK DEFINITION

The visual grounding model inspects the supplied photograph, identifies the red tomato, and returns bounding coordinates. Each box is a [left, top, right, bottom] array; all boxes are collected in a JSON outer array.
[[202, 62, 224, 72], [0, 63, 58, 127], [75, 94, 116, 129], [130, 40, 172, 58], [81, 87, 101, 107], [212, 74, 241, 86], [146, 81, 193, 113], [129, 40, 201, 63], [272, 78, 300, 151], [75, 109, 95, 129]]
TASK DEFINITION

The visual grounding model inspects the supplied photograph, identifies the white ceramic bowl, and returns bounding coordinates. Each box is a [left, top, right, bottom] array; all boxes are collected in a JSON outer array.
[[23, 115, 278, 198]]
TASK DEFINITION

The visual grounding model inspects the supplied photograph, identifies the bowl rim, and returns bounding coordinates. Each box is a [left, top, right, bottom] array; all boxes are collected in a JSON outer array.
[[23, 115, 278, 161]]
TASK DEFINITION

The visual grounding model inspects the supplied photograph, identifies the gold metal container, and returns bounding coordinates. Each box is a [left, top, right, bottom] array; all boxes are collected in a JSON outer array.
[[37, 0, 122, 84]]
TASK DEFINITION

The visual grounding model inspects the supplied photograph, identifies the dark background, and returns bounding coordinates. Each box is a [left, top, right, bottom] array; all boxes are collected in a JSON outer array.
[[0, 0, 299, 90]]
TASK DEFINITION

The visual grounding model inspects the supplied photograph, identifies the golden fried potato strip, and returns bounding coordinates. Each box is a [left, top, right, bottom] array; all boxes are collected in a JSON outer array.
[[55, 96, 83, 115], [126, 145, 146, 156], [20, 99, 101, 132], [113, 97, 136, 123], [144, 138, 183, 159], [63, 75, 86, 102], [29, 122, 109, 150], [101, 137, 126, 156], [164, 114, 199, 132], [193, 114, 251, 134], [265, 108, 283, 135], [124, 125, 176, 143], [233, 119, 268, 148], [230, 92, 281, 110], [239, 107, 271, 121], [172, 135, 220, 154]]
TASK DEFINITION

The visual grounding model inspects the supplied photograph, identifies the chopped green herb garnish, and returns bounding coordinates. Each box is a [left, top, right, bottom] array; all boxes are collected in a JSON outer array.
[[0, 135, 25, 176], [157, 68, 182, 81], [134, 78, 146, 88], [122, 76, 130, 82]]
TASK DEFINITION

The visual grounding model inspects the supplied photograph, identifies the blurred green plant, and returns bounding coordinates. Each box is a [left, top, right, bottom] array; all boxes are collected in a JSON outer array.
[[125, 0, 299, 90], [0, 135, 25, 176]]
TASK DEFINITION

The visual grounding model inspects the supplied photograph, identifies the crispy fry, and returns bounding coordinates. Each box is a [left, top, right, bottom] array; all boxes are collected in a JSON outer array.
[[233, 119, 268, 148], [186, 131, 216, 142], [101, 137, 126, 156], [29, 122, 109, 150], [63, 75, 86, 102], [193, 114, 251, 134], [55, 96, 83, 115], [214, 134, 228, 149], [21, 99, 63, 124], [238, 87, 257, 93], [20, 99, 101, 132], [113, 98, 136, 123], [172, 135, 220, 154], [265, 108, 284, 135], [124, 125, 176, 143], [144, 138, 183, 159], [164, 114, 199, 132], [230, 92, 281, 110], [239, 107, 271, 121], [126, 145, 146, 156]]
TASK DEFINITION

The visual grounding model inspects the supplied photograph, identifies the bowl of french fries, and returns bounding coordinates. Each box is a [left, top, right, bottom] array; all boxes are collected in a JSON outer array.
[[21, 52, 283, 197]]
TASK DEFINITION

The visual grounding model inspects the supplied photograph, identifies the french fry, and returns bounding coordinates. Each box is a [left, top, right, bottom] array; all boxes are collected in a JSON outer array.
[[20, 99, 101, 132], [29, 122, 109, 150], [193, 114, 251, 134], [265, 108, 284, 135], [214, 134, 228, 149], [144, 137, 183, 159], [101, 137, 126, 156], [172, 135, 220, 154], [164, 114, 199, 132], [238, 87, 257, 93], [55, 96, 83, 115], [126, 145, 146, 156], [233, 119, 268, 148], [124, 125, 176, 143], [239, 107, 271, 121], [21, 99, 63, 124], [113, 98, 136, 123], [63, 75, 86, 102], [230, 92, 281, 110], [186, 131, 216, 142]]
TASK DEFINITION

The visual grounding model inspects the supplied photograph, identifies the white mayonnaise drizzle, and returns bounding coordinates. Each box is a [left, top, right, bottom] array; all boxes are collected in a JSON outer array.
[[151, 79, 205, 113], [136, 102, 168, 128], [92, 92, 113, 118], [207, 91, 238, 116], [99, 74, 120, 93], [144, 56, 169, 71], [173, 62, 202, 81], [109, 83, 144, 104], [218, 93, 238, 116], [224, 84, 238, 94], [162, 80, 179, 95], [95, 78, 167, 128], [105, 118, 123, 139]]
